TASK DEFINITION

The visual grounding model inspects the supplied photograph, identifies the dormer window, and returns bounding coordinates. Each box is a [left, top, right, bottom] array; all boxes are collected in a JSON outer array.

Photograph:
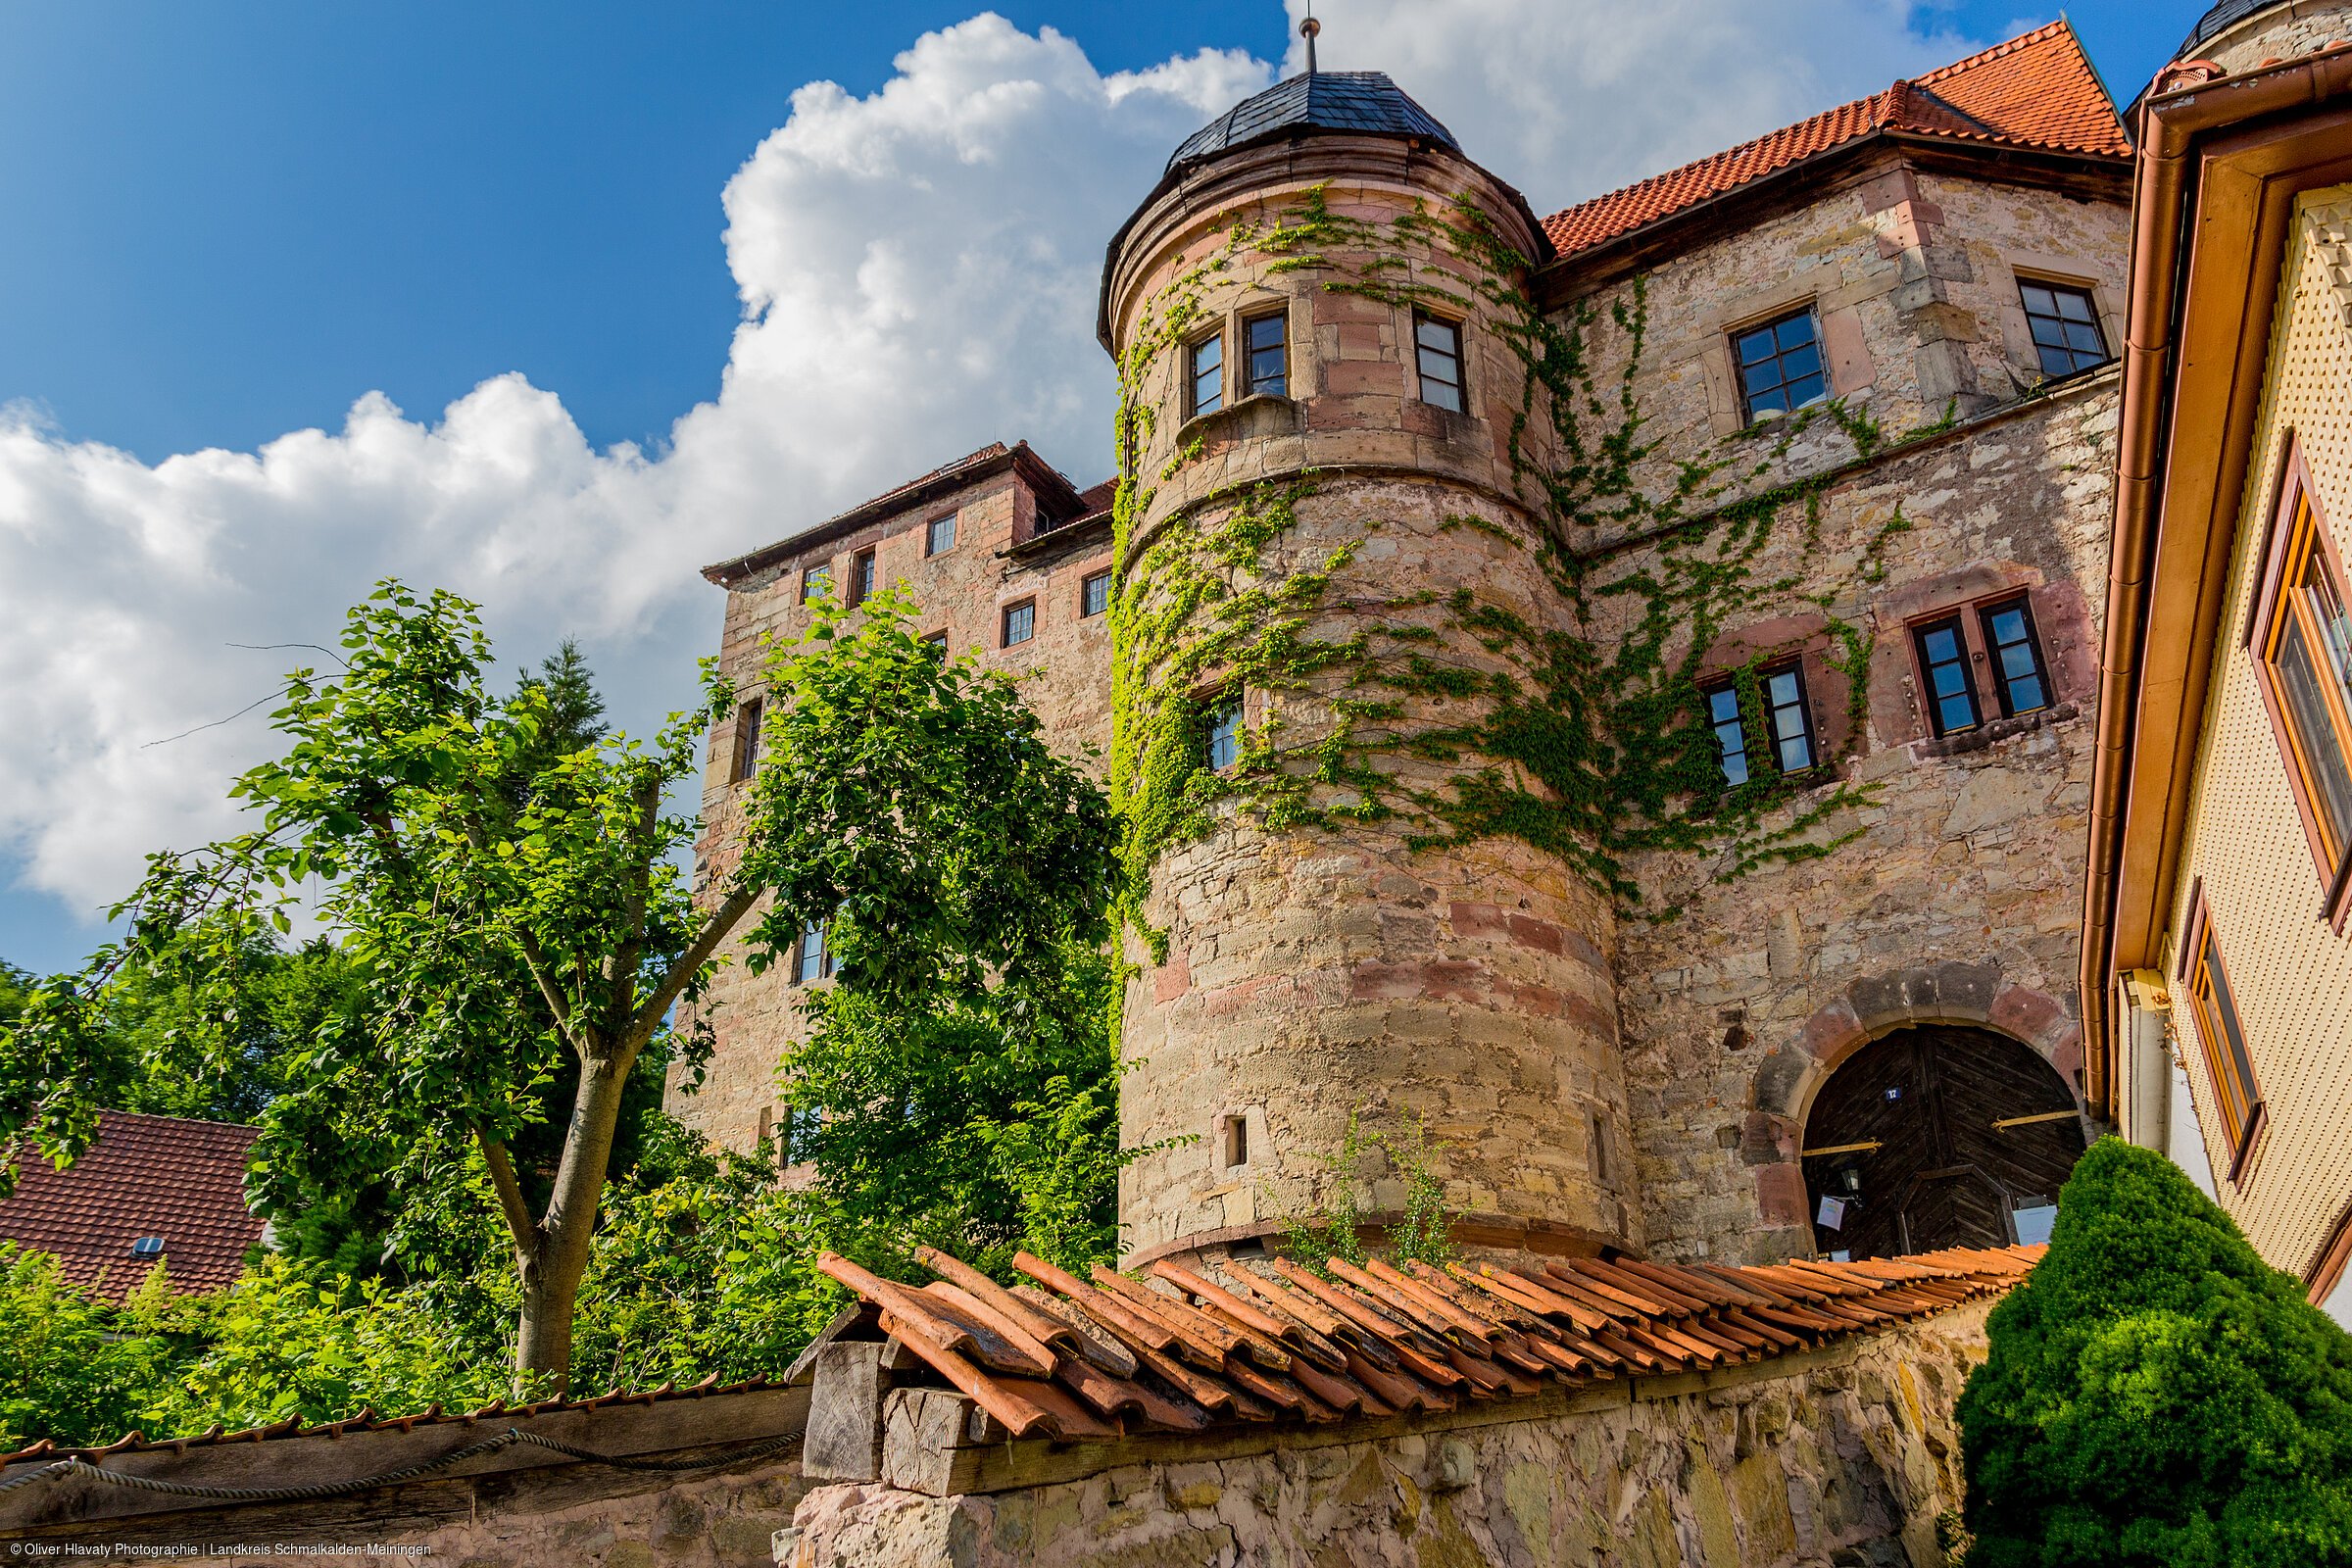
[[1244, 311, 1287, 398], [1734, 310, 1826, 421], [1188, 331, 1224, 416], [1414, 313, 1464, 413]]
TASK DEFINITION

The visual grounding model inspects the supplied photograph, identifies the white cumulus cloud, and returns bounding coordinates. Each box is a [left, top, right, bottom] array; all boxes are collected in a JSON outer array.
[[0, 3, 1978, 946]]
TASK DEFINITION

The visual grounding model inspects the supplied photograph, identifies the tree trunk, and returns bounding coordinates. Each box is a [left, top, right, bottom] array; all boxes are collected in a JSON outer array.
[[509, 1046, 637, 1396]]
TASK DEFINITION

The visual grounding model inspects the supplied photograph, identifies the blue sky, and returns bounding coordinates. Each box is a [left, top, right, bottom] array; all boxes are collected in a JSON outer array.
[[0, 0, 2212, 974]]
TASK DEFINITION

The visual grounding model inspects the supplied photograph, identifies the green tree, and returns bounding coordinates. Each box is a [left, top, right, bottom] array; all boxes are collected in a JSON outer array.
[[734, 588, 1126, 1278], [0, 1245, 179, 1451], [1959, 1138, 2352, 1566], [0, 582, 770, 1393]]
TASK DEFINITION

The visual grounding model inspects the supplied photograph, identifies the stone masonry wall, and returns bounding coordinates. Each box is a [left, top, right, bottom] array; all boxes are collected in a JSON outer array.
[[667, 468, 1112, 1157], [1556, 167, 2128, 1262], [782, 1300, 1992, 1568]]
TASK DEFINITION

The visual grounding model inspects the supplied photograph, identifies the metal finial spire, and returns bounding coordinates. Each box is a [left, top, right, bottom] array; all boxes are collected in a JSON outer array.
[[1300, 2, 1320, 75]]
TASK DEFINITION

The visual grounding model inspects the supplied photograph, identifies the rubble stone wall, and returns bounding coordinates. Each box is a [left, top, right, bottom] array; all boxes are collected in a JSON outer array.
[[782, 1300, 1991, 1568]]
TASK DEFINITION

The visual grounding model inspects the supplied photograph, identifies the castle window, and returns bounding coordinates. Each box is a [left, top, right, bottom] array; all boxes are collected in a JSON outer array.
[[1220, 1112, 1249, 1170], [921, 631, 949, 657], [1734, 309, 1825, 421], [1699, 665, 1813, 779], [2251, 457, 2352, 895], [1912, 615, 1983, 737], [1081, 569, 1111, 618], [793, 919, 833, 986], [801, 562, 832, 604], [1760, 663, 1816, 771], [1244, 311, 1287, 398], [2180, 887, 2263, 1183], [2019, 281, 2109, 378], [925, 513, 956, 557], [1203, 693, 1243, 771], [848, 548, 876, 608], [1002, 599, 1035, 647], [1188, 331, 1224, 416], [732, 695, 763, 783], [1979, 597, 2050, 717], [1702, 683, 1750, 787], [1414, 313, 1464, 413]]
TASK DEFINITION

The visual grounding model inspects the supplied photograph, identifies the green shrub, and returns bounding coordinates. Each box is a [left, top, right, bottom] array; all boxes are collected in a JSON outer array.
[[1959, 1138, 2352, 1565]]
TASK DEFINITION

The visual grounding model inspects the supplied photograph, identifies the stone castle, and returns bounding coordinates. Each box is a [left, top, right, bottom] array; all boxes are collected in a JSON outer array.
[[673, 18, 2137, 1275]]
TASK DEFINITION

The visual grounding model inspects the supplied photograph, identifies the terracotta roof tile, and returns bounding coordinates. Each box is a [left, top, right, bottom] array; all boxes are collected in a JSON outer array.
[[0, 1111, 264, 1298], [811, 1242, 2040, 1445], [1543, 22, 2129, 260]]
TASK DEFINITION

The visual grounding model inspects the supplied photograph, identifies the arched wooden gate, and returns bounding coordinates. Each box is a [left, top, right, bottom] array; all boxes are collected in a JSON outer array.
[[1800, 1024, 2085, 1258]]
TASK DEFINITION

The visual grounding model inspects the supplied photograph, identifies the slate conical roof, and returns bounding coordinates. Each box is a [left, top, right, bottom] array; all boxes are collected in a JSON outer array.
[[1165, 71, 1457, 175]]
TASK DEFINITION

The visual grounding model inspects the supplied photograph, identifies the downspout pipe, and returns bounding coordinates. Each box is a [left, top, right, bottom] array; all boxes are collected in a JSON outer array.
[[2081, 42, 2352, 1119]]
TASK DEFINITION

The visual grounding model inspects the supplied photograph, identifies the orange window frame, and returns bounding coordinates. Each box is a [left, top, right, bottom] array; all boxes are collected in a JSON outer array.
[[2178, 883, 2266, 1184], [2247, 441, 2352, 926], [2307, 1198, 2352, 1308]]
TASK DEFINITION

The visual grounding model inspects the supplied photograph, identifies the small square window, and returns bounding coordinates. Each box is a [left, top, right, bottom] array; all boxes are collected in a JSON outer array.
[[1203, 693, 1242, 771], [793, 920, 833, 986], [1189, 331, 1224, 416], [2019, 281, 2109, 378], [1912, 615, 1983, 737], [1414, 313, 1464, 413], [1244, 311, 1287, 398], [849, 548, 877, 607], [1978, 597, 2050, 718], [733, 695, 763, 783], [925, 513, 956, 557], [921, 630, 949, 657], [1733, 309, 1826, 421], [801, 563, 832, 604], [1002, 599, 1035, 647], [1081, 569, 1111, 618]]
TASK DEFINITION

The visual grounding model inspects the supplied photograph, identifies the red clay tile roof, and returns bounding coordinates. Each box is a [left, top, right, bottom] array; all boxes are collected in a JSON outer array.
[[813, 1242, 2038, 1443], [0, 1111, 264, 1298], [1542, 21, 2130, 260]]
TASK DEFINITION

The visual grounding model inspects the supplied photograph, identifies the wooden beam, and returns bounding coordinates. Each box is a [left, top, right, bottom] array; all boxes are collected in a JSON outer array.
[[1799, 1141, 1883, 1157], [804, 1342, 889, 1483]]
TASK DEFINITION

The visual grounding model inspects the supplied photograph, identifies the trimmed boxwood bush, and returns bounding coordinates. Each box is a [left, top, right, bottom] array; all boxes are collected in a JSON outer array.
[[1959, 1138, 2352, 1565]]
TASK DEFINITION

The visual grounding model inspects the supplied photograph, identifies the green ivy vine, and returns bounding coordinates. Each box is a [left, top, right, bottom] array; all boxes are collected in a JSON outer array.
[[1106, 184, 1958, 947]]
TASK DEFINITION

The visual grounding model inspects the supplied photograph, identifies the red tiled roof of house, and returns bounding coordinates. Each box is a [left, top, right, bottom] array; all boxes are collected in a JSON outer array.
[[809, 1241, 2039, 1444], [0, 1111, 264, 1298], [1542, 21, 2130, 260]]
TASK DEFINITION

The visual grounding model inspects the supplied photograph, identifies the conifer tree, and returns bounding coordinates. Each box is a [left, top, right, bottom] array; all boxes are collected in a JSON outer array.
[[1960, 1138, 2352, 1565]]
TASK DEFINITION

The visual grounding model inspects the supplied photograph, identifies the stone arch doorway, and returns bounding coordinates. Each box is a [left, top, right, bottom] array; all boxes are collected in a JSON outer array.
[[1800, 1024, 2085, 1258]]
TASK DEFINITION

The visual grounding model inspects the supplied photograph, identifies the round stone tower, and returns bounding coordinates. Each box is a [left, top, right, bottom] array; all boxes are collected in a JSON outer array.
[[1099, 69, 1641, 1264], [2170, 0, 2352, 77]]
